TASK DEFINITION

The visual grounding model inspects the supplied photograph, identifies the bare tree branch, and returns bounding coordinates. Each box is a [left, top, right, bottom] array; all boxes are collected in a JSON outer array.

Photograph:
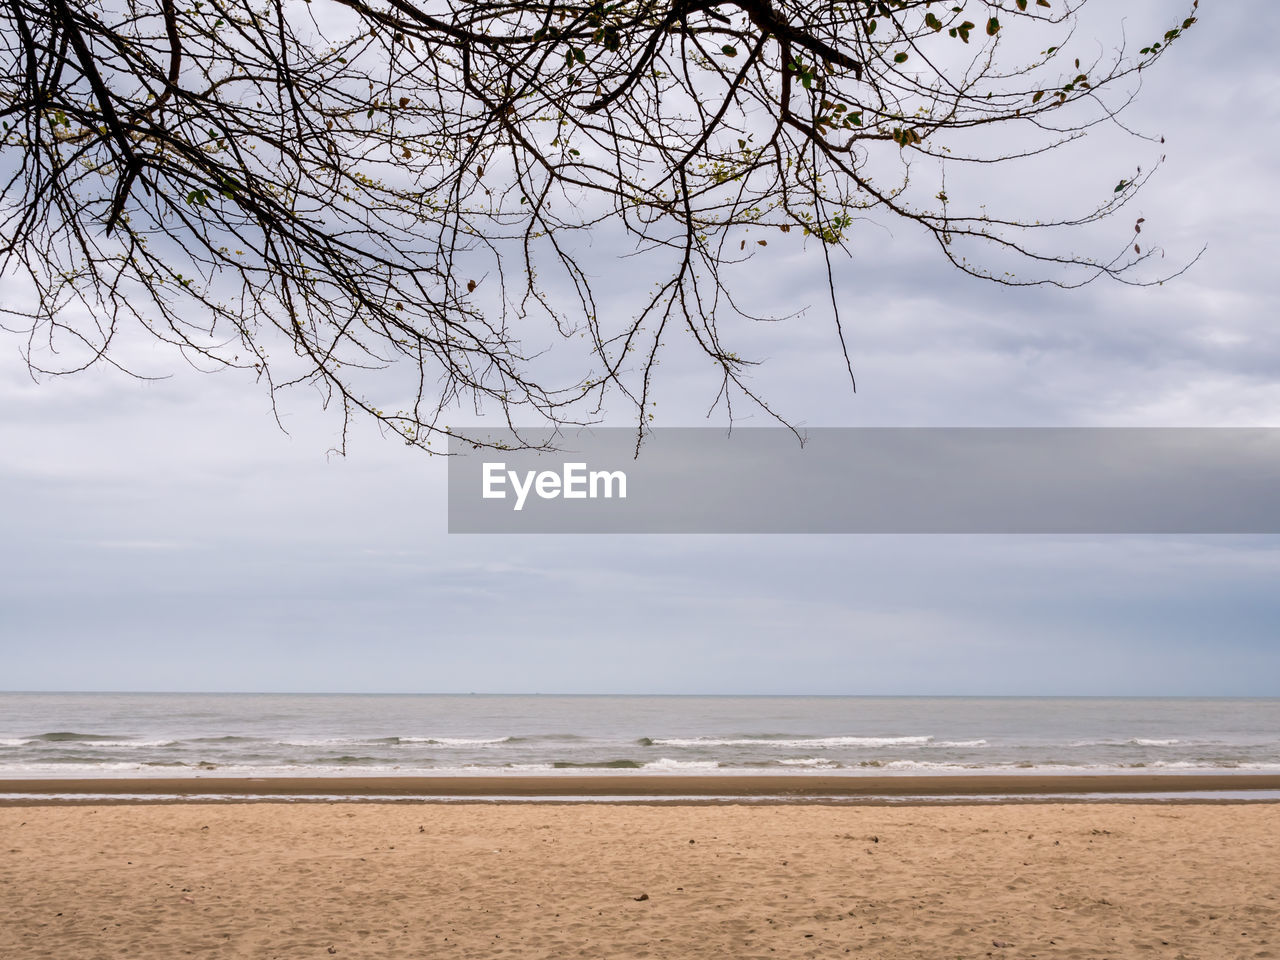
[[0, 0, 1202, 452]]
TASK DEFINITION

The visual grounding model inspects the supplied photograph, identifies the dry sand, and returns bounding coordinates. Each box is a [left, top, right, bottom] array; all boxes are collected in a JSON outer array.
[[3, 801, 1279, 959]]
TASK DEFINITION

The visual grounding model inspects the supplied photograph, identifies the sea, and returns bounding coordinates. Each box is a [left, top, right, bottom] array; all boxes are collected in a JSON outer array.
[[2, 693, 1280, 781]]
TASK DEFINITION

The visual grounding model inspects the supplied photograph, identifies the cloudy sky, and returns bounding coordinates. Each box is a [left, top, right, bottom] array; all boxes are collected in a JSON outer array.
[[2, 2, 1278, 695]]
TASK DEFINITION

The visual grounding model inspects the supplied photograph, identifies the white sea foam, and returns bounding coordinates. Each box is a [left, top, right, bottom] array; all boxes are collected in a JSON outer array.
[[277, 736, 512, 747], [649, 735, 932, 748], [7, 757, 1280, 779], [643, 758, 722, 771], [1140, 759, 1280, 771], [860, 760, 982, 771], [778, 758, 840, 768], [1, 761, 173, 776], [936, 739, 989, 748]]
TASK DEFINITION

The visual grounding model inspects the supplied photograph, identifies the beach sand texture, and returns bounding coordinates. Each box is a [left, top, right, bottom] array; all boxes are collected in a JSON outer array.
[[3, 802, 1278, 959]]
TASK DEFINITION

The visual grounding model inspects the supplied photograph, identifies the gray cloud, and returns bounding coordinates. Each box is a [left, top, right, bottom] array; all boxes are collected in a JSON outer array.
[[1, 3, 1278, 694]]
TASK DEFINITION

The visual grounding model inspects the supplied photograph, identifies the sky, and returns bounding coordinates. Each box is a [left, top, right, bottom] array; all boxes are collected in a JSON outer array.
[[1, 2, 1278, 695]]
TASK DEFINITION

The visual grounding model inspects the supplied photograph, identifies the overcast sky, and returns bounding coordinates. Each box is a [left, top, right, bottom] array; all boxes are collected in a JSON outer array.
[[2, 2, 1278, 695]]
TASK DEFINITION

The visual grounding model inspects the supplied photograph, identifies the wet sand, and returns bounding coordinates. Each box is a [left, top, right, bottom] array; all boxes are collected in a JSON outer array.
[[3, 772, 1280, 797], [2, 801, 1278, 959]]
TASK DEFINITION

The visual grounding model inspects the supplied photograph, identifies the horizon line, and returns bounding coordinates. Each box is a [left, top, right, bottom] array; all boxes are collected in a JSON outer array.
[[3, 690, 1277, 699]]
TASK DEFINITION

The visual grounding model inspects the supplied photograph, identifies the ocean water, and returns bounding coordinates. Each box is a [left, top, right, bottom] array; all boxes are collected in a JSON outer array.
[[1, 694, 1279, 779]]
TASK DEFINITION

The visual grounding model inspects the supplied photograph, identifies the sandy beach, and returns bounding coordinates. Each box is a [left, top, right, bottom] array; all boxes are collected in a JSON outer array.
[[3, 798, 1277, 959]]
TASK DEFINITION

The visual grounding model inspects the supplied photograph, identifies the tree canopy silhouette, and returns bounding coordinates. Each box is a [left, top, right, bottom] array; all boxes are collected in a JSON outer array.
[[1, 0, 1199, 449]]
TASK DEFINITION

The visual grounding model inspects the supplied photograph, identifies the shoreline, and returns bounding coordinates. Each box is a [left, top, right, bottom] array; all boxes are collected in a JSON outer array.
[[3, 772, 1280, 798]]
